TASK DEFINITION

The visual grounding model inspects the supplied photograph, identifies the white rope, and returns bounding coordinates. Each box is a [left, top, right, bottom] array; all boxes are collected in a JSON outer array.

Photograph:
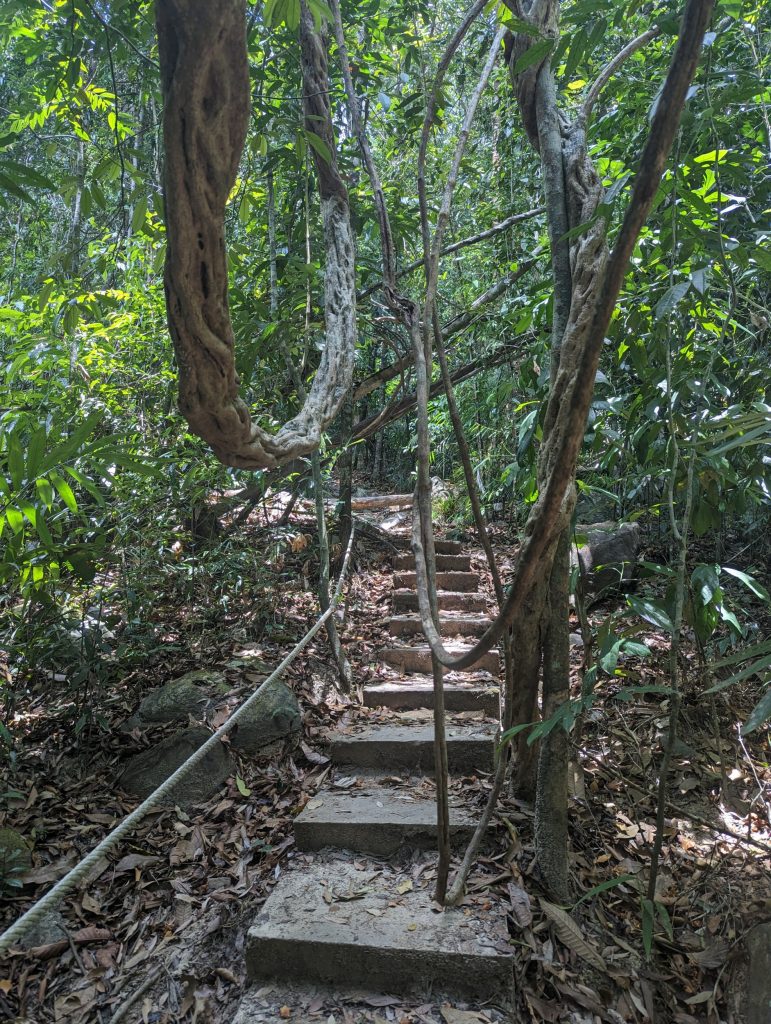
[[0, 529, 355, 954]]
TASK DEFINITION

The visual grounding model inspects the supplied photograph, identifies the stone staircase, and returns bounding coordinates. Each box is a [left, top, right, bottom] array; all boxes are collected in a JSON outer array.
[[232, 538, 514, 1021]]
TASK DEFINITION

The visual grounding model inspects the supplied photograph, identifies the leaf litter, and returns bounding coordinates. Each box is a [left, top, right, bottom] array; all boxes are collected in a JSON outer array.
[[0, 510, 769, 1023]]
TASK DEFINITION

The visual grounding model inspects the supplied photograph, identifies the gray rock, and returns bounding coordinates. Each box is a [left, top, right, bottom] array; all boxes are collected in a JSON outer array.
[[572, 521, 641, 605], [230, 679, 301, 756], [123, 668, 229, 731], [122, 660, 301, 771], [17, 910, 67, 949], [120, 726, 233, 806]]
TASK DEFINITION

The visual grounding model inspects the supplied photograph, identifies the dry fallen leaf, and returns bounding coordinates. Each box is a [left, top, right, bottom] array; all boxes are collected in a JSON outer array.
[[440, 1005, 489, 1024], [396, 879, 413, 895], [279, 1006, 292, 1019], [540, 899, 605, 971], [113, 853, 159, 874], [508, 882, 532, 928]]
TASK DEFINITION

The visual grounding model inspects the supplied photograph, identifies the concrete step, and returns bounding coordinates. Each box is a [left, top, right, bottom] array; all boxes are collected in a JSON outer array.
[[364, 679, 499, 714], [245, 859, 514, 1003], [393, 570, 479, 593], [388, 613, 491, 638], [393, 589, 488, 613], [294, 786, 477, 855], [393, 552, 471, 572], [434, 539, 464, 555], [380, 644, 500, 676], [328, 723, 495, 774]]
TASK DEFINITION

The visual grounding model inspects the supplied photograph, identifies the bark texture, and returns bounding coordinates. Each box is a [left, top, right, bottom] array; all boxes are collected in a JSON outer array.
[[156, 0, 356, 469]]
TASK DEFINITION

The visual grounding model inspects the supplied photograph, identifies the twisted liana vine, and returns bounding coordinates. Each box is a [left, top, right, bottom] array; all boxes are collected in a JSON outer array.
[[155, 0, 356, 469]]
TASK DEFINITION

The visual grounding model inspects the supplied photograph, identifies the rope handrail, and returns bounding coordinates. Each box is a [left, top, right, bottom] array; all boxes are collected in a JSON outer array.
[[0, 528, 356, 954]]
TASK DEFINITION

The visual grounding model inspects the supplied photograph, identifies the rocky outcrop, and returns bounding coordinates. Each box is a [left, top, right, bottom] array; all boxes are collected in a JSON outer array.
[[229, 679, 301, 756], [122, 668, 229, 731], [119, 659, 303, 806], [572, 521, 641, 605], [120, 726, 233, 805]]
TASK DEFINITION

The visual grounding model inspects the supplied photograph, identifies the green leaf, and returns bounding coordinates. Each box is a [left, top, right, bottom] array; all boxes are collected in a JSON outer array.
[[711, 638, 771, 670], [498, 10, 539, 36], [235, 775, 252, 797], [0, 158, 54, 191], [306, 0, 332, 27], [49, 471, 78, 514], [131, 197, 147, 234], [7, 435, 25, 490], [305, 130, 332, 165], [706, 652, 771, 694], [20, 502, 53, 546], [26, 426, 47, 480], [264, 0, 300, 29], [512, 38, 554, 76], [742, 687, 771, 736], [708, 419, 771, 457], [37, 411, 103, 474], [655, 282, 690, 320], [655, 901, 674, 940], [572, 875, 634, 908], [721, 566, 770, 602], [35, 477, 54, 509], [38, 278, 55, 312], [627, 596, 674, 633], [691, 501, 716, 537], [5, 506, 24, 534]]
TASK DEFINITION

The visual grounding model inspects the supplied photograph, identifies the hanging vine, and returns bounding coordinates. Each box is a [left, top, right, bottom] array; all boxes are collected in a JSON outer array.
[[155, 0, 356, 469]]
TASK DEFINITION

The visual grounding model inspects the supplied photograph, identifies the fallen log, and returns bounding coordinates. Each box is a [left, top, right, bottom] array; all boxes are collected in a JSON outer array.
[[348, 494, 413, 511]]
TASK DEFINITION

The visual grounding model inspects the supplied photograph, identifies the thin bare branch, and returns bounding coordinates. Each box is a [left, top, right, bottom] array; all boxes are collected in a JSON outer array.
[[581, 27, 662, 123], [356, 208, 543, 301], [407, 0, 715, 671]]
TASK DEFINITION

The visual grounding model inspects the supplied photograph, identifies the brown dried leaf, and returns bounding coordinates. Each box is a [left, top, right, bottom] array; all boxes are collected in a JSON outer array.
[[508, 882, 532, 928], [540, 899, 605, 971], [113, 853, 160, 874], [440, 1006, 489, 1024]]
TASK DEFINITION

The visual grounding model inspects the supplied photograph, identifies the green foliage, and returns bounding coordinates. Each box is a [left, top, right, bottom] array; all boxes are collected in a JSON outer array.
[[0, 0, 767, 740]]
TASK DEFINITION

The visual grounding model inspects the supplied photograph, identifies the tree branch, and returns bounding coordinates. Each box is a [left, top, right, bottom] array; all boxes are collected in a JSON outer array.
[[581, 27, 662, 124], [406, 0, 715, 671], [351, 345, 516, 443], [354, 258, 540, 402], [356, 208, 543, 301]]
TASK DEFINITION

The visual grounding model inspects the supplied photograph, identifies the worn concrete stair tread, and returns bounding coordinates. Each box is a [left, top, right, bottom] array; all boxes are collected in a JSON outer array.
[[393, 570, 479, 593], [328, 723, 495, 773], [364, 679, 498, 713], [245, 858, 514, 1002], [434, 539, 464, 554], [393, 552, 471, 572], [380, 644, 500, 676], [388, 613, 491, 638], [294, 785, 477, 854], [393, 590, 488, 613]]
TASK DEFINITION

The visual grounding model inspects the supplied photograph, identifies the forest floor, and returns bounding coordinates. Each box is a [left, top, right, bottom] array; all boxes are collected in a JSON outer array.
[[1, 498, 770, 1024]]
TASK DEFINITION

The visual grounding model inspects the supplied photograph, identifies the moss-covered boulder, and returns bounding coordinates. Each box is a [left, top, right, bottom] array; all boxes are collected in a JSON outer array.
[[0, 826, 32, 877], [230, 679, 301, 756], [120, 726, 233, 806], [123, 668, 230, 731]]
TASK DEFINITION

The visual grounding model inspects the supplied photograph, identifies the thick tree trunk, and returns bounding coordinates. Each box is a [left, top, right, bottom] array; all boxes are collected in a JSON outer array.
[[534, 525, 573, 901]]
